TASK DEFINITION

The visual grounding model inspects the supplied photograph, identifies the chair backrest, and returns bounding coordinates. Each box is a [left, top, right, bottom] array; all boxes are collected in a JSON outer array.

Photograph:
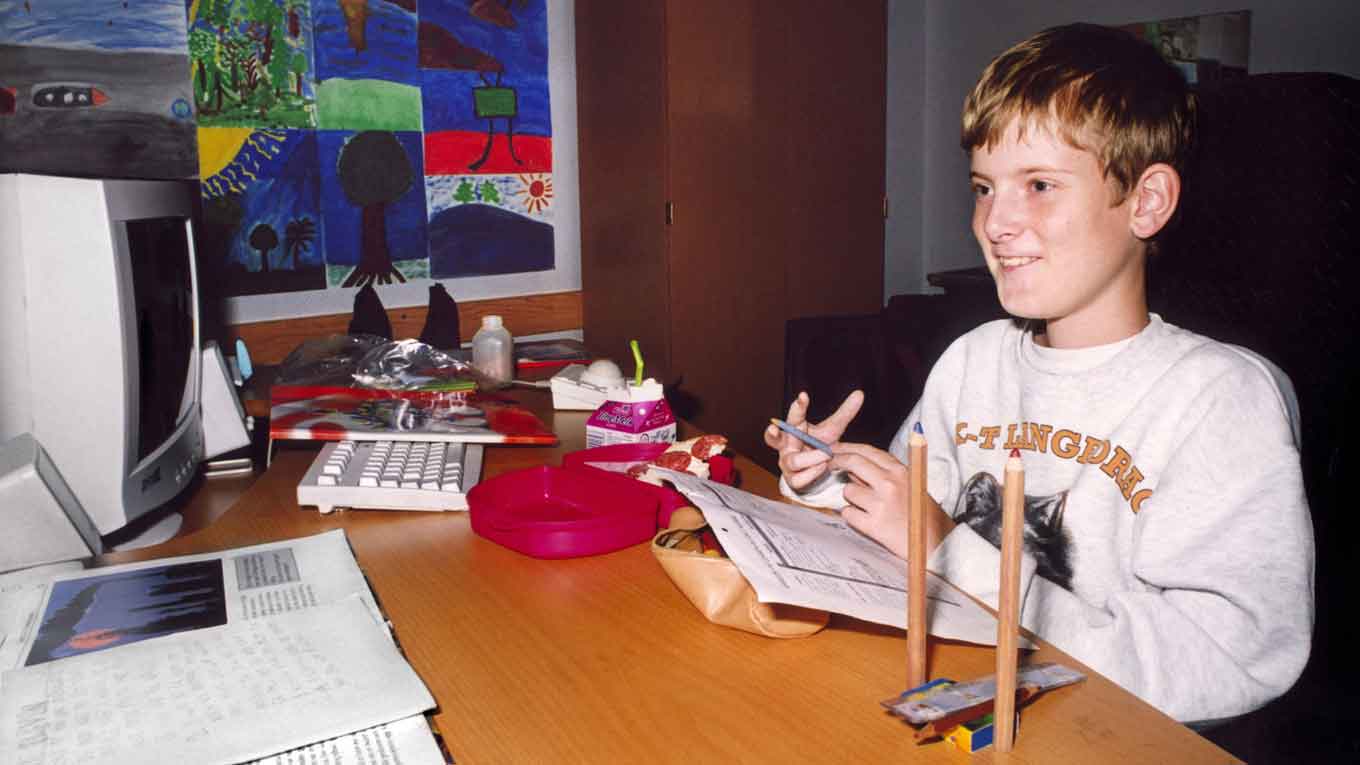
[[1151, 71, 1360, 689], [783, 314, 912, 450]]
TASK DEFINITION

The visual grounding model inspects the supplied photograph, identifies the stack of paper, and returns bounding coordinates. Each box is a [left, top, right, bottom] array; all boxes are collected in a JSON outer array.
[[658, 470, 1029, 647], [0, 530, 446, 765]]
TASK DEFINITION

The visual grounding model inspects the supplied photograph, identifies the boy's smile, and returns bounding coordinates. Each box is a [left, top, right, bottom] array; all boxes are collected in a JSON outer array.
[[970, 119, 1151, 348]]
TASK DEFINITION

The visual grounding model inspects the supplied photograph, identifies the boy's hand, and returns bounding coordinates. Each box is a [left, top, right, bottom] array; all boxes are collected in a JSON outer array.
[[831, 442, 955, 561], [764, 390, 864, 490]]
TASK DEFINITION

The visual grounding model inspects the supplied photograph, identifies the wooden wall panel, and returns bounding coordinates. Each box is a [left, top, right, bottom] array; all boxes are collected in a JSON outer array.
[[227, 290, 582, 364]]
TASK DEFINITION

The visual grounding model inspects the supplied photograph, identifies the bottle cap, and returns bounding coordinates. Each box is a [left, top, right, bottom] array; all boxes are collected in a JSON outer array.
[[482, 315, 503, 329]]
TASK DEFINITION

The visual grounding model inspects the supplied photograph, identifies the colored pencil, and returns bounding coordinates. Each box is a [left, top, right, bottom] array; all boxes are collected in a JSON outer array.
[[907, 423, 928, 689], [995, 448, 1025, 751], [769, 418, 835, 457]]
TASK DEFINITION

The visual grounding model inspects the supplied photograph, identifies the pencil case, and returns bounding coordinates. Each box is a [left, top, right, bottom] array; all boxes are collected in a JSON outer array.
[[650, 507, 829, 638]]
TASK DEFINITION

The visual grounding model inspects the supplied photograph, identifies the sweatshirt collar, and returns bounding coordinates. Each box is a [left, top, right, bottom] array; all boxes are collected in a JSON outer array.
[[1020, 314, 1163, 374]]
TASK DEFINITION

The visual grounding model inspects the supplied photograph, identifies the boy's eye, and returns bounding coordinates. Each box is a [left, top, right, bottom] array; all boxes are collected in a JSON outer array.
[[972, 183, 992, 197], [1031, 180, 1053, 192]]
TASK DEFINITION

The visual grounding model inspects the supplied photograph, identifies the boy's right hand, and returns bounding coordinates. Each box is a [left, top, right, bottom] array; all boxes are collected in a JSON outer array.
[[764, 390, 864, 490]]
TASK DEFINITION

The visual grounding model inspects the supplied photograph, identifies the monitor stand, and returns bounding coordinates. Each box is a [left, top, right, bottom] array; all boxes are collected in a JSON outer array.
[[105, 508, 185, 552]]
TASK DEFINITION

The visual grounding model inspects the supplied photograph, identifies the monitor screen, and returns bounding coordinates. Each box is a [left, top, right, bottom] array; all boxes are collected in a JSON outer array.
[[124, 217, 196, 464]]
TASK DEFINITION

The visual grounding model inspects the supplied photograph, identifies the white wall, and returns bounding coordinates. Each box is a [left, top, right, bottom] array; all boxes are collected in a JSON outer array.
[[224, 0, 581, 324], [886, 0, 1360, 300]]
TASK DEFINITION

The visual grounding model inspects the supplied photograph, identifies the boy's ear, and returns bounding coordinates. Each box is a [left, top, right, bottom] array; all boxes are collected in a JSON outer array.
[[1129, 163, 1181, 240]]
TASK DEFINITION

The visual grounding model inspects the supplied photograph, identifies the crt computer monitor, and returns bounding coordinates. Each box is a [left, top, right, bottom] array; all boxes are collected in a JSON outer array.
[[0, 173, 204, 543]]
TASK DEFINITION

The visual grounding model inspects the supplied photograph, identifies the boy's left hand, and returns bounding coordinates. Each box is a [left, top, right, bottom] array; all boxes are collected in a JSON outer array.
[[831, 443, 954, 561]]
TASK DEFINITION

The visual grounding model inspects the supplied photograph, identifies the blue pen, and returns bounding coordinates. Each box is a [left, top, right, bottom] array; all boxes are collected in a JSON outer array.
[[769, 418, 835, 457]]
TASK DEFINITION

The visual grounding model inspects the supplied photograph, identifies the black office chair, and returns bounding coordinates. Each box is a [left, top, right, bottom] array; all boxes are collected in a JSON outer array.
[[1150, 71, 1360, 763], [782, 313, 915, 451]]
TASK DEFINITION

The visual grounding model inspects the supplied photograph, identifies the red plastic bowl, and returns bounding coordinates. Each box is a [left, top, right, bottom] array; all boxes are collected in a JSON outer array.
[[468, 465, 660, 559], [561, 443, 735, 527]]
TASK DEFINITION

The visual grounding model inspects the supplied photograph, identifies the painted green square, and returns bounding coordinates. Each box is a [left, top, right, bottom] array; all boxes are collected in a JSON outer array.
[[473, 87, 517, 118]]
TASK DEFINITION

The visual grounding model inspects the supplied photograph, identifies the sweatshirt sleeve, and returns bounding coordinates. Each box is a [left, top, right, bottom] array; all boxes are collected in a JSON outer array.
[[930, 366, 1314, 723]]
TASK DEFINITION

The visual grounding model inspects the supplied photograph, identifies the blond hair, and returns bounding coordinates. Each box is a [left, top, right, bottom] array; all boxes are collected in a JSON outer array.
[[962, 23, 1195, 203]]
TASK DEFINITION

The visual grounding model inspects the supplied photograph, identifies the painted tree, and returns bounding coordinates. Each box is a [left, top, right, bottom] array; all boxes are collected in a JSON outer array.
[[288, 49, 309, 97], [283, 217, 317, 268], [249, 223, 279, 272], [220, 36, 249, 101], [286, 0, 306, 39], [338, 132, 413, 288], [339, 0, 369, 52], [188, 28, 216, 110], [453, 180, 476, 204], [478, 180, 501, 204], [190, 0, 238, 114]]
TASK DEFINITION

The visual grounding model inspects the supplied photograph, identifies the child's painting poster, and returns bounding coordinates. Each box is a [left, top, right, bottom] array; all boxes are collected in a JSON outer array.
[[197, 0, 554, 297], [0, 0, 197, 179], [420, 1, 555, 278], [2, 0, 555, 298]]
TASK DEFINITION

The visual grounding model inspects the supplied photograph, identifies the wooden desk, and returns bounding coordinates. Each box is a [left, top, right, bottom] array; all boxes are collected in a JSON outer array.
[[103, 391, 1235, 764]]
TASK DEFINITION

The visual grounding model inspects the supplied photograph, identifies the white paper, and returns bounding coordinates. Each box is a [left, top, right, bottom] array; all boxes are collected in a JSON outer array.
[[246, 715, 445, 765], [660, 470, 1016, 647], [0, 595, 434, 765], [0, 532, 446, 765]]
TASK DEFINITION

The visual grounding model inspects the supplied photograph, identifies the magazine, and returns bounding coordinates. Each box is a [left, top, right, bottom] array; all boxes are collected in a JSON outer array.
[[0, 530, 445, 765], [269, 385, 557, 444]]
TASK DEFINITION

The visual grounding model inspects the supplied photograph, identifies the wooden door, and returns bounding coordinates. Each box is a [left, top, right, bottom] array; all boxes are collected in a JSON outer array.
[[779, 1, 886, 319], [577, 1, 886, 469], [666, 1, 886, 467], [575, 1, 673, 376]]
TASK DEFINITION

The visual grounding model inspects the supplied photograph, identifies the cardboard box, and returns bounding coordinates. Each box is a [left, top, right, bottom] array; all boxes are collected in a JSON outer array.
[[585, 380, 676, 447], [945, 712, 996, 753]]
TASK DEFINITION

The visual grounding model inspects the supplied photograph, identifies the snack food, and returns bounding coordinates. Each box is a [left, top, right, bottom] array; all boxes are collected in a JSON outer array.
[[626, 435, 728, 485]]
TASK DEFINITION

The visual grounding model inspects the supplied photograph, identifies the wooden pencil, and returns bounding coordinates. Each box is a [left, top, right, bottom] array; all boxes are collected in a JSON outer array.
[[995, 448, 1025, 751], [907, 424, 928, 690]]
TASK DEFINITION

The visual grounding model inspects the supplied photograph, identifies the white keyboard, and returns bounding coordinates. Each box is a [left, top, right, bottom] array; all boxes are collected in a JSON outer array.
[[297, 440, 484, 513]]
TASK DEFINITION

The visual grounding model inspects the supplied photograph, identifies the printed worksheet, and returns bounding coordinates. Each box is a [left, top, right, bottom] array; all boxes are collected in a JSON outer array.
[[660, 470, 1022, 647], [0, 595, 434, 765]]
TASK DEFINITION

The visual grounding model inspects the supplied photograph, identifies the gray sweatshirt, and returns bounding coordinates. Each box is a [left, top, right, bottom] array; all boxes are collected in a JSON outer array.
[[784, 315, 1313, 723]]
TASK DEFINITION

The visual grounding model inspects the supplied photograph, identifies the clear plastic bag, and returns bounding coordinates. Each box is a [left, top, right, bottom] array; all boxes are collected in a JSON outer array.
[[353, 338, 495, 391], [276, 334, 388, 387], [276, 334, 504, 391]]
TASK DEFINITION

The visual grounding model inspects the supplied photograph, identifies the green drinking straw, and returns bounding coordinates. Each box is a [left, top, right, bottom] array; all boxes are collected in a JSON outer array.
[[630, 339, 644, 386]]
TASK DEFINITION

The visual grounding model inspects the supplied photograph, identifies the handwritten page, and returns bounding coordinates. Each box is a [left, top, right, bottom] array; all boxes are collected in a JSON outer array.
[[0, 595, 434, 765], [660, 470, 1020, 647]]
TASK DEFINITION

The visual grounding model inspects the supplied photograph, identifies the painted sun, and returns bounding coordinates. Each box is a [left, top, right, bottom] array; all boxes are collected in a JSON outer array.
[[515, 173, 553, 214], [199, 128, 288, 198]]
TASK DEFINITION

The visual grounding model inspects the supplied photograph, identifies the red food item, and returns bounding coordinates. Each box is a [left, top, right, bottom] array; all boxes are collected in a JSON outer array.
[[653, 451, 694, 472], [690, 435, 728, 461], [625, 463, 649, 479]]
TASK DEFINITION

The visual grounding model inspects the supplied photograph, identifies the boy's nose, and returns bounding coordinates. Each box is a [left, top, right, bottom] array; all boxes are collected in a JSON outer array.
[[982, 194, 1022, 241]]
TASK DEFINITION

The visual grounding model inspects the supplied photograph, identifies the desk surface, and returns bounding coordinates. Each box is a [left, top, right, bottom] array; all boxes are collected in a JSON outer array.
[[105, 390, 1234, 764]]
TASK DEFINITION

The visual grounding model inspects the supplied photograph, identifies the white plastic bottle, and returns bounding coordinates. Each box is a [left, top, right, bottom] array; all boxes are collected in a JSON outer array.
[[471, 315, 513, 383]]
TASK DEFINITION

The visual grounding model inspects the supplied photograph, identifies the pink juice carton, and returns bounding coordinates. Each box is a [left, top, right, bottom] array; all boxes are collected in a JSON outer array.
[[585, 378, 677, 447]]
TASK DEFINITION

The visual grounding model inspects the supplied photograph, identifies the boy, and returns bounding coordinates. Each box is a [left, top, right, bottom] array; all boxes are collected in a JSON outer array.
[[766, 23, 1312, 725]]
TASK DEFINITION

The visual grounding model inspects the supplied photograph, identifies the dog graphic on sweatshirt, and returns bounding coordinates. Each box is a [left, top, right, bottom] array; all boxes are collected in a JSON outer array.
[[953, 472, 1074, 591]]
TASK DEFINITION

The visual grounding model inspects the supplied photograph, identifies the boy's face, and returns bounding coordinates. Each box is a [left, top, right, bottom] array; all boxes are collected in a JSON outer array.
[[970, 118, 1148, 347]]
